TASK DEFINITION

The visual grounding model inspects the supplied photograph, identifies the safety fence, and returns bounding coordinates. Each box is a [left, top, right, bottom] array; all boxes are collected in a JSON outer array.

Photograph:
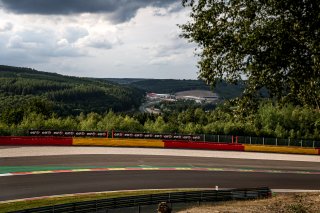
[[237, 136, 320, 148], [28, 130, 320, 148], [204, 135, 320, 148], [11, 187, 271, 213], [1, 129, 320, 148]]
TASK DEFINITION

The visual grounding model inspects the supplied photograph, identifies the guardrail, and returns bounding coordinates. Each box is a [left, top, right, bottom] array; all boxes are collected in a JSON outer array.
[[11, 187, 271, 213], [205, 135, 320, 148], [238, 136, 320, 148]]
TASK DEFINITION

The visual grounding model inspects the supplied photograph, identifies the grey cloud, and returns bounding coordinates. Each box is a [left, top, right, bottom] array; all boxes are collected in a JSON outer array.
[[5, 29, 87, 58], [153, 2, 182, 16], [146, 39, 194, 58], [63, 27, 89, 43], [88, 41, 112, 49], [0, 22, 13, 32], [0, 36, 47, 65], [0, 0, 181, 23]]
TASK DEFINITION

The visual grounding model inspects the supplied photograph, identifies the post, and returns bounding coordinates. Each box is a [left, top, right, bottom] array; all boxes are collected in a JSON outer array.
[[250, 136, 252, 144], [263, 137, 265, 145], [112, 129, 114, 138], [288, 138, 290, 146], [232, 135, 234, 144], [203, 134, 206, 142], [218, 135, 220, 143], [301, 140, 303, 147], [313, 140, 315, 148], [276, 138, 278, 146], [236, 136, 238, 144]]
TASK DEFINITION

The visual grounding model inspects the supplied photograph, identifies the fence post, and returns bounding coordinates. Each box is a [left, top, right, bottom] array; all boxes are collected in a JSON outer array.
[[276, 138, 278, 146], [288, 138, 290, 146], [218, 135, 220, 143], [263, 137, 265, 145], [313, 140, 315, 148], [204, 134, 206, 142], [301, 140, 303, 147], [250, 136, 252, 144]]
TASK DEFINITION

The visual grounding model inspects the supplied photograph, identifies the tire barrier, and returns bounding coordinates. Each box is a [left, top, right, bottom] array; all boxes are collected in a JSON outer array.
[[164, 140, 245, 151], [244, 144, 319, 155], [0, 136, 73, 146]]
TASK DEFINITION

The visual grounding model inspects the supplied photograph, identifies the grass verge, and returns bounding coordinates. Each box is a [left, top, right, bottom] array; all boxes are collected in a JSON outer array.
[[0, 189, 189, 213]]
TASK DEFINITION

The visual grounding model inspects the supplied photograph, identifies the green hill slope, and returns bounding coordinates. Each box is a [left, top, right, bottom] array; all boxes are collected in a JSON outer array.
[[0, 65, 144, 116], [113, 78, 246, 99]]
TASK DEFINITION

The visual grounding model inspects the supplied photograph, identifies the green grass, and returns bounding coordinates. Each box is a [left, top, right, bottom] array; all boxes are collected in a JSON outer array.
[[0, 189, 193, 212]]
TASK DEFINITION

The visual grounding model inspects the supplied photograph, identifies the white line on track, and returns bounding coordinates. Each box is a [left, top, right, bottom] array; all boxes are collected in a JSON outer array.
[[0, 173, 12, 177]]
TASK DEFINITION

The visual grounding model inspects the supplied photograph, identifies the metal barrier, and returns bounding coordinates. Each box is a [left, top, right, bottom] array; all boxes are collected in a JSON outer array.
[[236, 135, 320, 148], [3, 128, 320, 148], [11, 187, 271, 213]]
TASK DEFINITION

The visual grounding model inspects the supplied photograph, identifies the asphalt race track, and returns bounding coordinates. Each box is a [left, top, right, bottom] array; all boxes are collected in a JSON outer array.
[[1, 154, 320, 201]]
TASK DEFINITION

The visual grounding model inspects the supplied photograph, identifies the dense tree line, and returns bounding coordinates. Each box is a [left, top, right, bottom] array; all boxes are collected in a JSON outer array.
[[1, 102, 319, 140], [0, 65, 144, 116], [130, 79, 211, 94], [154, 100, 216, 114]]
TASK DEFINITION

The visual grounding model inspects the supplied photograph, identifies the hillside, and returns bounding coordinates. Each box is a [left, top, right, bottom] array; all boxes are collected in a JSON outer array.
[[106, 78, 246, 100], [0, 65, 144, 117]]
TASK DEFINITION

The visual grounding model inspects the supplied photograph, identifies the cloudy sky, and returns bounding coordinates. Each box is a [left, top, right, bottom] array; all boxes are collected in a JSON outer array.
[[0, 0, 198, 79]]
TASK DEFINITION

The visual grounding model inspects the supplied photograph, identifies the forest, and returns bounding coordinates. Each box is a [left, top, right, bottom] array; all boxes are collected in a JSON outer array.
[[0, 65, 319, 141], [1, 101, 320, 141], [0, 65, 144, 117]]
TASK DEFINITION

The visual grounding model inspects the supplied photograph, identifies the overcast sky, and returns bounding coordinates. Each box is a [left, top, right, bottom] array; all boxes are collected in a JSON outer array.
[[0, 0, 198, 79]]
